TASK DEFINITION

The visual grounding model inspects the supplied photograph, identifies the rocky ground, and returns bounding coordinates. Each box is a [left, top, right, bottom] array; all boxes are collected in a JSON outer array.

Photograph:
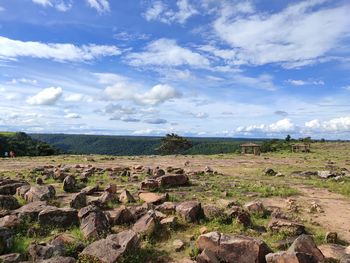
[[0, 142, 350, 262]]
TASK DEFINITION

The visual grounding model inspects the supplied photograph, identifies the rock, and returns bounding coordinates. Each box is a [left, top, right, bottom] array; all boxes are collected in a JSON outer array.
[[341, 255, 350, 263], [160, 216, 178, 227], [266, 251, 318, 263], [318, 244, 346, 261], [0, 195, 20, 210], [81, 185, 99, 195], [140, 179, 160, 190], [268, 218, 305, 236], [288, 234, 325, 262], [173, 239, 185, 252], [70, 192, 87, 209], [244, 201, 266, 215], [104, 184, 117, 194], [98, 191, 117, 206], [227, 206, 252, 227], [200, 226, 208, 234], [0, 179, 29, 195], [13, 201, 48, 221], [24, 185, 56, 202], [78, 205, 110, 239], [132, 210, 158, 236], [197, 248, 220, 263], [202, 205, 225, 220], [37, 256, 76, 263], [274, 236, 298, 250], [108, 206, 134, 225], [153, 168, 165, 178], [196, 231, 272, 263], [325, 231, 338, 243], [318, 170, 337, 179], [36, 177, 44, 185], [119, 190, 135, 203], [0, 253, 21, 263], [139, 192, 168, 204], [128, 205, 148, 221], [157, 174, 189, 187], [16, 185, 31, 198], [79, 230, 139, 263], [0, 227, 13, 254], [28, 242, 60, 261], [176, 201, 203, 223], [156, 202, 176, 214], [204, 166, 214, 174], [38, 207, 78, 228], [63, 176, 76, 192], [0, 215, 21, 229], [217, 199, 239, 208], [264, 168, 277, 176]]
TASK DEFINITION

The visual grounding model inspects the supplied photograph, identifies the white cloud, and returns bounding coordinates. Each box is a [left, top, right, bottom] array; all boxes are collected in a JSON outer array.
[[144, 0, 198, 24], [145, 118, 167, 124], [213, 1, 350, 67], [0, 36, 120, 62], [95, 73, 182, 105], [113, 31, 150, 41], [126, 38, 209, 68], [286, 79, 325, 86], [305, 117, 350, 133], [65, 113, 81, 119], [27, 87, 63, 105], [236, 118, 296, 135], [231, 73, 276, 91], [9, 78, 38, 85], [86, 0, 110, 14], [64, 93, 84, 102], [32, 0, 72, 12]]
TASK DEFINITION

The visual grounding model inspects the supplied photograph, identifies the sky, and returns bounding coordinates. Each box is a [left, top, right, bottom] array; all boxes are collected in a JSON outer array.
[[0, 0, 350, 139]]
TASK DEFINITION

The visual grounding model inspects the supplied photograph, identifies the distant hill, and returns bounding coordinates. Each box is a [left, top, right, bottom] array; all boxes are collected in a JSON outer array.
[[30, 133, 265, 156], [0, 132, 59, 157]]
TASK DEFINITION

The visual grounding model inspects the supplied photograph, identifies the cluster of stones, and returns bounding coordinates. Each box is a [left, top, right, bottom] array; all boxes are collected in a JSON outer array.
[[1, 162, 349, 262]]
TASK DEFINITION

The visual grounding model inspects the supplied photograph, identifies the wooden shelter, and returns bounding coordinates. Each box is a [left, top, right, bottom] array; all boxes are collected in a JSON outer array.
[[292, 143, 311, 153], [240, 143, 261, 156]]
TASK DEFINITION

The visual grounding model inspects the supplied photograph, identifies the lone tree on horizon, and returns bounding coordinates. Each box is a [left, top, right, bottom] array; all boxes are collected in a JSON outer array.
[[157, 133, 192, 155]]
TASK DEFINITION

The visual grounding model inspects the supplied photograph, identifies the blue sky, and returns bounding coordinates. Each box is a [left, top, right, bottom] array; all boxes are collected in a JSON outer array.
[[0, 0, 350, 138]]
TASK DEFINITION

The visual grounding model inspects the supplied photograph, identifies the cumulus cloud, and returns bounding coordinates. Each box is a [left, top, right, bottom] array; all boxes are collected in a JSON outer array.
[[213, 1, 350, 67], [0, 36, 120, 62], [96, 73, 182, 105], [64, 113, 81, 119], [64, 93, 84, 102], [236, 118, 296, 135], [86, 0, 110, 14], [144, 0, 198, 24], [305, 117, 350, 133], [126, 38, 209, 68], [286, 79, 325, 86], [27, 87, 63, 105]]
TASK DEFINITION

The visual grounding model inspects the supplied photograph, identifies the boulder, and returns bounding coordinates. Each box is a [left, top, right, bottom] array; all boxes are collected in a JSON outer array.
[[0, 253, 22, 263], [79, 230, 139, 263], [0, 215, 21, 229], [139, 192, 168, 204], [128, 205, 148, 221], [24, 185, 56, 202], [0, 195, 20, 210], [173, 239, 185, 252], [157, 174, 189, 187], [288, 235, 325, 262], [227, 206, 252, 227], [81, 185, 99, 195], [63, 176, 76, 192], [119, 190, 135, 204], [318, 244, 346, 261], [132, 210, 158, 236], [196, 231, 272, 263], [156, 202, 176, 214], [202, 205, 225, 220], [244, 201, 266, 215], [268, 219, 305, 236], [13, 201, 48, 221], [318, 171, 337, 179], [38, 207, 78, 228], [264, 168, 277, 176], [108, 206, 134, 225], [140, 179, 160, 190], [153, 168, 165, 178], [70, 192, 87, 209], [78, 205, 110, 239], [341, 255, 350, 263], [325, 231, 338, 243], [28, 242, 64, 261], [160, 216, 178, 227], [0, 179, 29, 195], [16, 185, 31, 198], [97, 191, 117, 206], [0, 227, 13, 254], [104, 184, 117, 194], [266, 251, 318, 263], [176, 201, 203, 223]]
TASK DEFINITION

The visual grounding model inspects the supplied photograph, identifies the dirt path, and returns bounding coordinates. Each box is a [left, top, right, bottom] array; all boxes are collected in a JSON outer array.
[[263, 185, 350, 243]]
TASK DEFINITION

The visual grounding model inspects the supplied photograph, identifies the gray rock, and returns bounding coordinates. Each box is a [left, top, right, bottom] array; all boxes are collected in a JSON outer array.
[[0, 195, 20, 210], [38, 207, 78, 228], [24, 185, 56, 202]]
